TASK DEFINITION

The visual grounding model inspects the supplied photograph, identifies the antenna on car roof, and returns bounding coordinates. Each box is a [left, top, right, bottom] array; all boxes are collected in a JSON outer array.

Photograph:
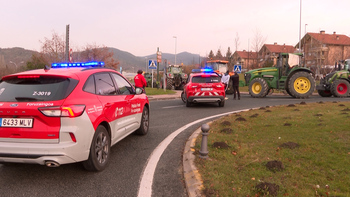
[[44, 65, 51, 71]]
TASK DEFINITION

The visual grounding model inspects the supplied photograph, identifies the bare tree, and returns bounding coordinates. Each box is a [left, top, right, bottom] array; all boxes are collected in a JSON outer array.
[[40, 31, 66, 64], [215, 49, 223, 59], [79, 44, 119, 69], [251, 28, 267, 69], [234, 32, 240, 52]]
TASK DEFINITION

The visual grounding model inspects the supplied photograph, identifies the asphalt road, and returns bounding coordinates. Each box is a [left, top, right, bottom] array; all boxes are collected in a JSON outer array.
[[0, 93, 349, 197]]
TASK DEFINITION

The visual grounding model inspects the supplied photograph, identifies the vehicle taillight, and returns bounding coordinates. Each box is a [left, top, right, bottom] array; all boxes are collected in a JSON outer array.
[[18, 75, 40, 79], [39, 105, 86, 117]]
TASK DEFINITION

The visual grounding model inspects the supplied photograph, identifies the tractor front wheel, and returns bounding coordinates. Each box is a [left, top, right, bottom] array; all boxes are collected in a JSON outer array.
[[331, 79, 350, 97], [287, 72, 315, 98], [248, 78, 269, 98]]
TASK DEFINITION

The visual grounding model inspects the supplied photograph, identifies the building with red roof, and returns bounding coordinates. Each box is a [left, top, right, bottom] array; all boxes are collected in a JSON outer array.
[[296, 31, 350, 75], [232, 50, 258, 70]]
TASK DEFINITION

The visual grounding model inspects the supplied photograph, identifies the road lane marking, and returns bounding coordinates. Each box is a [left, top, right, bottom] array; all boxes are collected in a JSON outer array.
[[137, 109, 251, 197], [162, 105, 184, 109]]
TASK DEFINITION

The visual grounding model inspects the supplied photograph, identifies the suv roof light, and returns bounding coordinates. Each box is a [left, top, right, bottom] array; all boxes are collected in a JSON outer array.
[[191, 68, 214, 73], [51, 61, 105, 68]]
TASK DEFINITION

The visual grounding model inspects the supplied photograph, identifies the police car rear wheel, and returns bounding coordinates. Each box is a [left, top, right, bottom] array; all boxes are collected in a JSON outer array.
[[83, 125, 110, 171]]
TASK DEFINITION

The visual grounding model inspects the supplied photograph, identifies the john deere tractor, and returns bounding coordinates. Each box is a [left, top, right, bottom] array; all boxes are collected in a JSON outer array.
[[244, 53, 316, 98], [316, 59, 350, 97], [164, 65, 188, 90]]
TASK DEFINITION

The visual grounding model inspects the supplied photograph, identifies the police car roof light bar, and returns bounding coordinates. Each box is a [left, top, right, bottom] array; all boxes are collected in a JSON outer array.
[[51, 61, 105, 68]]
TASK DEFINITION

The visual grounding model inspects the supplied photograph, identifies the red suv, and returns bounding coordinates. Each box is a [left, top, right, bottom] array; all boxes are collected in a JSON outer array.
[[0, 62, 149, 171], [182, 69, 225, 107]]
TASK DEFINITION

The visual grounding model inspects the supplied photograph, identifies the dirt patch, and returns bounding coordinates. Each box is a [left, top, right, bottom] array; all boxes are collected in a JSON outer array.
[[293, 109, 300, 111], [339, 104, 345, 107], [220, 121, 231, 126], [333, 101, 338, 103], [212, 141, 229, 149], [341, 108, 350, 112], [255, 182, 279, 196], [300, 101, 307, 105], [235, 117, 246, 121], [266, 160, 284, 172], [287, 104, 296, 107], [259, 107, 266, 110], [314, 113, 323, 117], [250, 113, 259, 118], [220, 128, 233, 134], [284, 123, 292, 126], [202, 187, 218, 197], [318, 101, 324, 104], [280, 141, 300, 149], [265, 106, 270, 108], [265, 110, 272, 112], [341, 112, 349, 115]]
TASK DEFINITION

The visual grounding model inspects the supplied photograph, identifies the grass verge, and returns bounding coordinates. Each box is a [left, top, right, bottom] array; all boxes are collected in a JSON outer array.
[[194, 101, 350, 197], [145, 87, 176, 95]]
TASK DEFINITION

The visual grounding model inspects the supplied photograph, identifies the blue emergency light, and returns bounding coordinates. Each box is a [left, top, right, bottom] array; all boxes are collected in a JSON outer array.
[[51, 61, 105, 68], [191, 68, 214, 73]]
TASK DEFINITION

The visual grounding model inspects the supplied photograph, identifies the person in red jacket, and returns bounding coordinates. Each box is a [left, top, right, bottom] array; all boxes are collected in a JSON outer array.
[[134, 70, 147, 92]]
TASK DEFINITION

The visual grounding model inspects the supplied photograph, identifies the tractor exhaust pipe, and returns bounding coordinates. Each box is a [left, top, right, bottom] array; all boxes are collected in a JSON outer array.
[[45, 161, 60, 167]]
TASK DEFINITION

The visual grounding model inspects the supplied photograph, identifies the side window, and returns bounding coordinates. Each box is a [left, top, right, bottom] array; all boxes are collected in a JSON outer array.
[[95, 73, 117, 95], [83, 75, 96, 94], [111, 73, 133, 95]]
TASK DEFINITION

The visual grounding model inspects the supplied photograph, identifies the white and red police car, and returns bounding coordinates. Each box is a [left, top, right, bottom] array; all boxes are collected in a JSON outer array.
[[0, 62, 149, 171], [181, 68, 225, 107]]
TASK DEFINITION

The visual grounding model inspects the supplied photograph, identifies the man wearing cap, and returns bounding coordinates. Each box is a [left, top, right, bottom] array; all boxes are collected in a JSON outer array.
[[134, 70, 147, 92]]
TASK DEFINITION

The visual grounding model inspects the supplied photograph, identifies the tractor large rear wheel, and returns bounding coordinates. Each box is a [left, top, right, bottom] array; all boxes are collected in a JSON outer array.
[[225, 80, 234, 95], [248, 78, 269, 98], [166, 78, 173, 90], [287, 72, 315, 98], [330, 79, 350, 97]]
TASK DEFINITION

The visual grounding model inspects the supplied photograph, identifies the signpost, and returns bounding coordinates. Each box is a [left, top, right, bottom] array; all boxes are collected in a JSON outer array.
[[234, 65, 242, 74], [148, 60, 157, 88]]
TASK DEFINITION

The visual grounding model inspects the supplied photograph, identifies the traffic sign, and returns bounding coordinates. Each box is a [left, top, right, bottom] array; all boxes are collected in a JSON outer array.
[[234, 65, 242, 73], [148, 60, 157, 70]]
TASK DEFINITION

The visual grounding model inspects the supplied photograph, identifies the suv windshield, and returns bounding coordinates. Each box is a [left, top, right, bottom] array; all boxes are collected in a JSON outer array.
[[0, 76, 77, 102], [192, 76, 220, 83]]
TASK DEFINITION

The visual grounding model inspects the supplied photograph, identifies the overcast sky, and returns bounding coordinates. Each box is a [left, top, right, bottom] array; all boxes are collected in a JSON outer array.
[[1, 0, 350, 59]]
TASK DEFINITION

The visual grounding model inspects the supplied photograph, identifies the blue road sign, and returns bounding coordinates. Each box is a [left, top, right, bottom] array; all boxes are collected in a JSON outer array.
[[148, 60, 157, 70], [234, 65, 242, 73]]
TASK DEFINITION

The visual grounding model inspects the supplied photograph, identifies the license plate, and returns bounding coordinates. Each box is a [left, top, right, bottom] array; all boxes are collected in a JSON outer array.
[[0, 118, 33, 128], [201, 88, 212, 91]]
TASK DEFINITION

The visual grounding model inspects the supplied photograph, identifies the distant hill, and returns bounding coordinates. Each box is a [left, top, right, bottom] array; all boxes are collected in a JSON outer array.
[[110, 47, 205, 72], [0, 47, 36, 70], [0, 47, 205, 73]]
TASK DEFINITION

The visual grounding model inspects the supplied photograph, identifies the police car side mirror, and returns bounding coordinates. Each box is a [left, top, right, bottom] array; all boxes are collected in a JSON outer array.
[[135, 87, 144, 95]]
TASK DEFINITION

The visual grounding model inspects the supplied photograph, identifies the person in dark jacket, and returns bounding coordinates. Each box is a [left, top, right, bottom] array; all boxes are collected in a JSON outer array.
[[230, 71, 240, 100]]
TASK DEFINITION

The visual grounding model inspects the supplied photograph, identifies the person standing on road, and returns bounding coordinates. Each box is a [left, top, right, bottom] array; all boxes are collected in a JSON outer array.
[[134, 70, 147, 93], [230, 71, 240, 100], [221, 70, 230, 91]]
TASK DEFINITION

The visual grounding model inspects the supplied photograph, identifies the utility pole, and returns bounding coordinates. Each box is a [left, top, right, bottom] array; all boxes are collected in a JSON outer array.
[[65, 24, 70, 62]]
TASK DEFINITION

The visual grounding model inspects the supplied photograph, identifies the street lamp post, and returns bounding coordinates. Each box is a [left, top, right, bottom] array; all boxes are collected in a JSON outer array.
[[9, 61, 24, 71], [173, 36, 177, 65]]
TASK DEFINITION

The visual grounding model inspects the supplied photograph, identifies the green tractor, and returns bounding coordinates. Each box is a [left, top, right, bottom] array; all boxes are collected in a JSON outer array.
[[316, 59, 350, 97], [164, 65, 188, 90], [144, 72, 158, 88], [244, 53, 316, 98]]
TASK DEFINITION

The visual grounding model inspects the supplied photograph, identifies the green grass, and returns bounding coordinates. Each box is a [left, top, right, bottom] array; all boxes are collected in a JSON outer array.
[[144, 87, 176, 95], [194, 101, 350, 197]]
